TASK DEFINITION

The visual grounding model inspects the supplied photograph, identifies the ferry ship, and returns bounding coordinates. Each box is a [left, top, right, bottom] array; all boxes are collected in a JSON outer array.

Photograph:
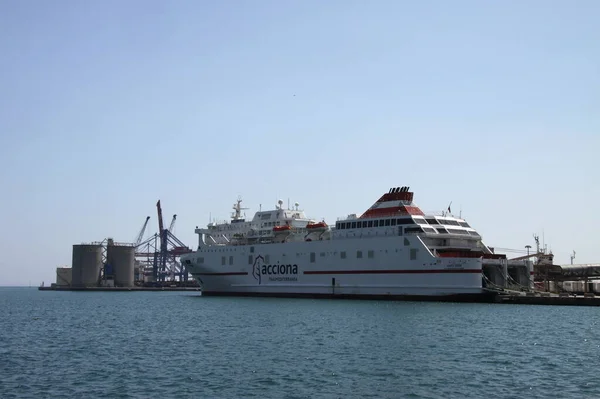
[[181, 186, 533, 301]]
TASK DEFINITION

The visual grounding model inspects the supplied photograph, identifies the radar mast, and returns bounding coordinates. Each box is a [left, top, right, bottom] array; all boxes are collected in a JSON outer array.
[[231, 196, 248, 221]]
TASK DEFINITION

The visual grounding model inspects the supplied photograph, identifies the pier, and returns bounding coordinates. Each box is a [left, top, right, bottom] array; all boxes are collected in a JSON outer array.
[[495, 290, 600, 306]]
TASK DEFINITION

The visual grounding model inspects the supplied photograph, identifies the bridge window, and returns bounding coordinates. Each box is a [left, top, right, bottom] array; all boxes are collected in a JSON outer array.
[[368, 220, 373, 227], [351, 222, 357, 229], [391, 219, 397, 226], [459, 222, 471, 228], [440, 219, 461, 226], [374, 220, 379, 227], [447, 228, 469, 235], [385, 219, 391, 226], [397, 218, 412, 225], [426, 218, 439, 224]]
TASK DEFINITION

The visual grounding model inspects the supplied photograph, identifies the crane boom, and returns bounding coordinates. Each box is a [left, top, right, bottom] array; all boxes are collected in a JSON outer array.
[[135, 216, 151, 246], [169, 214, 177, 233], [156, 200, 164, 234]]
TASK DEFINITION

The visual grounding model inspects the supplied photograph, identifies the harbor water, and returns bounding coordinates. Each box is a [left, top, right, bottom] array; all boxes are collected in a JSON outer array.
[[1, 287, 599, 398]]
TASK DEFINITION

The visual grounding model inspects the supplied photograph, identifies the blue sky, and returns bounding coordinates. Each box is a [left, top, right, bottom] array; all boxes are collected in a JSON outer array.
[[0, 0, 598, 285]]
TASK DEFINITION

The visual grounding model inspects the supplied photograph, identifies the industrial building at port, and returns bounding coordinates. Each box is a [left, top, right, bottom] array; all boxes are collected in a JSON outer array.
[[51, 200, 197, 289]]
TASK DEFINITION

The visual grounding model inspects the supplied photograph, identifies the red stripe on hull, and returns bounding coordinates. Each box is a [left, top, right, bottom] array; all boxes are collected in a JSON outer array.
[[196, 272, 248, 276], [303, 269, 481, 275]]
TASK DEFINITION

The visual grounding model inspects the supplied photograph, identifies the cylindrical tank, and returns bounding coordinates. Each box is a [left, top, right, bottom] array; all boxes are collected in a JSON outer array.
[[72, 244, 103, 287], [107, 243, 135, 287], [56, 267, 72, 286]]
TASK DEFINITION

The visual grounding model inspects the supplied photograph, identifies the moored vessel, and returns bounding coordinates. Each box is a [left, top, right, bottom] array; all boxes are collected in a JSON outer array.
[[181, 187, 532, 301]]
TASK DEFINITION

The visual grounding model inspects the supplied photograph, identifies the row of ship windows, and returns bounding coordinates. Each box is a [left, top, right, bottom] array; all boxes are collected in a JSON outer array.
[[426, 219, 469, 227], [205, 248, 427, 266], [261, 221, 282, 227], [337, 224, 480, 237], [406, 226, 480, 236], [206, 239, 417, 265], [337, 218, 411, 229], [337, 218, 471, 230], [241, 248, 419, 265], [209, 223, 251, 231]]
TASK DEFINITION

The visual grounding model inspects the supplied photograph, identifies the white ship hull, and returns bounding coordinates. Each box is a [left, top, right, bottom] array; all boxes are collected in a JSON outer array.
[[181, 186, 529, 302], [183, 235, 490, 301]]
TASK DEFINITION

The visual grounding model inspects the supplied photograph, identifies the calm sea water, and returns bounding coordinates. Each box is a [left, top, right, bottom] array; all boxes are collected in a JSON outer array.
[[1, 288, 599, 399]]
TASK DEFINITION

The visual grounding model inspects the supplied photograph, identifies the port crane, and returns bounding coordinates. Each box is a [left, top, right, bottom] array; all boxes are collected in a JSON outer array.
[[133, 201, 193, 285], [155, 200, 192, 282]]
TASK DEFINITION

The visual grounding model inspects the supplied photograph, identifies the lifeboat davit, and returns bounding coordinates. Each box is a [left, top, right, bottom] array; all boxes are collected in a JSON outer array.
[[306, 221, 327, 229], [273, 225, 292, 232]]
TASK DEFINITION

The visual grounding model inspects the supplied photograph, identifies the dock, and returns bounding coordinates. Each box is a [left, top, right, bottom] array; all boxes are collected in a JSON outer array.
[[495, 291, 600, 306], [38, 286, 200, 292]]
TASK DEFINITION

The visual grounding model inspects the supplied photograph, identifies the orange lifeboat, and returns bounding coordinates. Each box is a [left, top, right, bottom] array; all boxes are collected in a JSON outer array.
[[306, 221, 327, 229], [273, 225, 292, 232]]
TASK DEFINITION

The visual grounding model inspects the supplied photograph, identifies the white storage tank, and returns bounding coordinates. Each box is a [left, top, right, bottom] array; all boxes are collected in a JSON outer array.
[[106, 242, 135, 287], [55, 267, 72, 286], [72, 244, 103, 287]]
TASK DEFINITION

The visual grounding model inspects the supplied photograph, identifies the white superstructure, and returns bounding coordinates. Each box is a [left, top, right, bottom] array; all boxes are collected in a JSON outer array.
[[181, 186, 529, 300]]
